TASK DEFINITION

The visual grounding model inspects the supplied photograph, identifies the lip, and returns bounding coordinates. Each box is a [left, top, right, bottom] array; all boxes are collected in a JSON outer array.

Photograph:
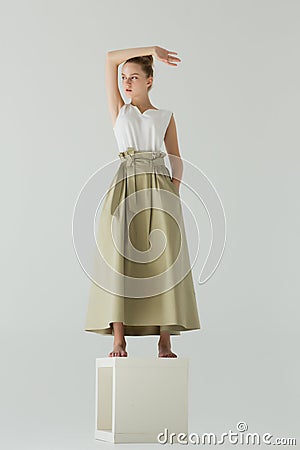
[[126, 89, 132, 92]]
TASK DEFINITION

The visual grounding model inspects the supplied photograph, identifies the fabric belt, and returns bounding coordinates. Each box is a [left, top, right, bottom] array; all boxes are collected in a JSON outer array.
[[115, 147, 168, 214], [118, 147, 166, 165]]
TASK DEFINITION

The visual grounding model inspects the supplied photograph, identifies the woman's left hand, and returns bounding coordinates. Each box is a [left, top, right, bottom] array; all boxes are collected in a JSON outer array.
[[171, 179, 180, 194], [153, 46, 181, 66]]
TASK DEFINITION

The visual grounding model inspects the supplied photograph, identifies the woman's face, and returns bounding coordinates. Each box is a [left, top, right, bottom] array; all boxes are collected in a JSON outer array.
[[121, 63, 152, 98]]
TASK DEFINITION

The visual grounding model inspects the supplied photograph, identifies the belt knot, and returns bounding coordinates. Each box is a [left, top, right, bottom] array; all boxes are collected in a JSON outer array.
[[118, 147, 135, 159]]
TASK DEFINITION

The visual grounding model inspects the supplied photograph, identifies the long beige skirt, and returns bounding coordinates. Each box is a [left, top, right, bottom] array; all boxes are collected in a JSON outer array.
[[84, 148, 201, 336]]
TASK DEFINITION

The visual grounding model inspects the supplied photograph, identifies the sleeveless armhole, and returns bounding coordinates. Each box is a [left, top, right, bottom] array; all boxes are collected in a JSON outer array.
[[113, 103, 127, 129], [163, 111, 173, 139]]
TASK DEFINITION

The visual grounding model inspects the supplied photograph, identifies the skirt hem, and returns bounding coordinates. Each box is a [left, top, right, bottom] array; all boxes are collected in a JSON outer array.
[[84, 323, 201, 336]]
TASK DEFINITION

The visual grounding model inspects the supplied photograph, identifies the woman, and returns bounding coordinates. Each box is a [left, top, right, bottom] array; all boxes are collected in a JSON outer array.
[[85, 46, 201, 358]]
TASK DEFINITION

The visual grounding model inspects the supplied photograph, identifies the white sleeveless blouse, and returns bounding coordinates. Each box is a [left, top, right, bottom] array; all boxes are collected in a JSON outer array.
[[113, 103, 173, 152]]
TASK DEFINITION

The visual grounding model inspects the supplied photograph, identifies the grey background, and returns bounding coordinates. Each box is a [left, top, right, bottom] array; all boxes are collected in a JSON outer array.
[[1, 0, 299, 448]]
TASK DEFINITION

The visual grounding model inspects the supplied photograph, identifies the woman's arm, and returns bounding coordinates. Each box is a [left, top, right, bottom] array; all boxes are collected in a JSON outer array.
[[107, 46, 155, 66], [164, 115, 183, 193]]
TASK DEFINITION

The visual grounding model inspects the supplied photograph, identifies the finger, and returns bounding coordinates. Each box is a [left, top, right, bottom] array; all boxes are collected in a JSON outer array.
[[167, 56, 181, 62], [165, 59, 180, 66], [168, 53, 181, 59]]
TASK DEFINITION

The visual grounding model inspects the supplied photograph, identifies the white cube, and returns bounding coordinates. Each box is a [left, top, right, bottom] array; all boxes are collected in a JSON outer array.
[[95, 357, 189, 443]]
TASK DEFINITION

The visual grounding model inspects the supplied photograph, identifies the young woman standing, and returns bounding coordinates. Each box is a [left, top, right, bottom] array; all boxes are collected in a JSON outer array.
[[85, 46, 201, 358]]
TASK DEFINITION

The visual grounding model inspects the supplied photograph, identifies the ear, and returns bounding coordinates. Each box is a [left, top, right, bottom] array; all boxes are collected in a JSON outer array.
[[147, 76, 153, 88]]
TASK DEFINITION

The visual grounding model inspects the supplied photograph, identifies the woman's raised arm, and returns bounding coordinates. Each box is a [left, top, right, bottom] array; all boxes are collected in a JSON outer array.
[[107, 46, 155, 66]]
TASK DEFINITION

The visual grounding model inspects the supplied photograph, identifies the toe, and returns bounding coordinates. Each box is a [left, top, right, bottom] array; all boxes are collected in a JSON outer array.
[[158, 352, 177, 358], [109, 348, 128, 357]]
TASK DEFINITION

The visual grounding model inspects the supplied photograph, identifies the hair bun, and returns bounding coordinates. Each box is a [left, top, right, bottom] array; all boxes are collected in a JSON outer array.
[[143, 55, 153, 64]]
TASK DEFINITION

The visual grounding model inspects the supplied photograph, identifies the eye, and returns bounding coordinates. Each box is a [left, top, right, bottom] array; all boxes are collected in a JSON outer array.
[[121, 75, 138, 80]]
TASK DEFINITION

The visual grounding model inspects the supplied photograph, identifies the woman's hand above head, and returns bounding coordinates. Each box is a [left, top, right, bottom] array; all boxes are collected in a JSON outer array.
[[153, 46, 181, 66]]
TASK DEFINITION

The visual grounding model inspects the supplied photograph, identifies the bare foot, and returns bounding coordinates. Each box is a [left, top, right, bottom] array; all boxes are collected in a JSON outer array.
[[158, 343, 177, 358], [108, 340, 128, 357]]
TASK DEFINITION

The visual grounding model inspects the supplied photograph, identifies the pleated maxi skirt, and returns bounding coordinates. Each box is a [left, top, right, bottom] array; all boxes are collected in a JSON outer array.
[[84, 148, 201, 336]]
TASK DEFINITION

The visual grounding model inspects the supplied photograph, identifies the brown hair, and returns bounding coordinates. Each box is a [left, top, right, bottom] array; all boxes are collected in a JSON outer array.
[[123, 55, 154, 91]]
